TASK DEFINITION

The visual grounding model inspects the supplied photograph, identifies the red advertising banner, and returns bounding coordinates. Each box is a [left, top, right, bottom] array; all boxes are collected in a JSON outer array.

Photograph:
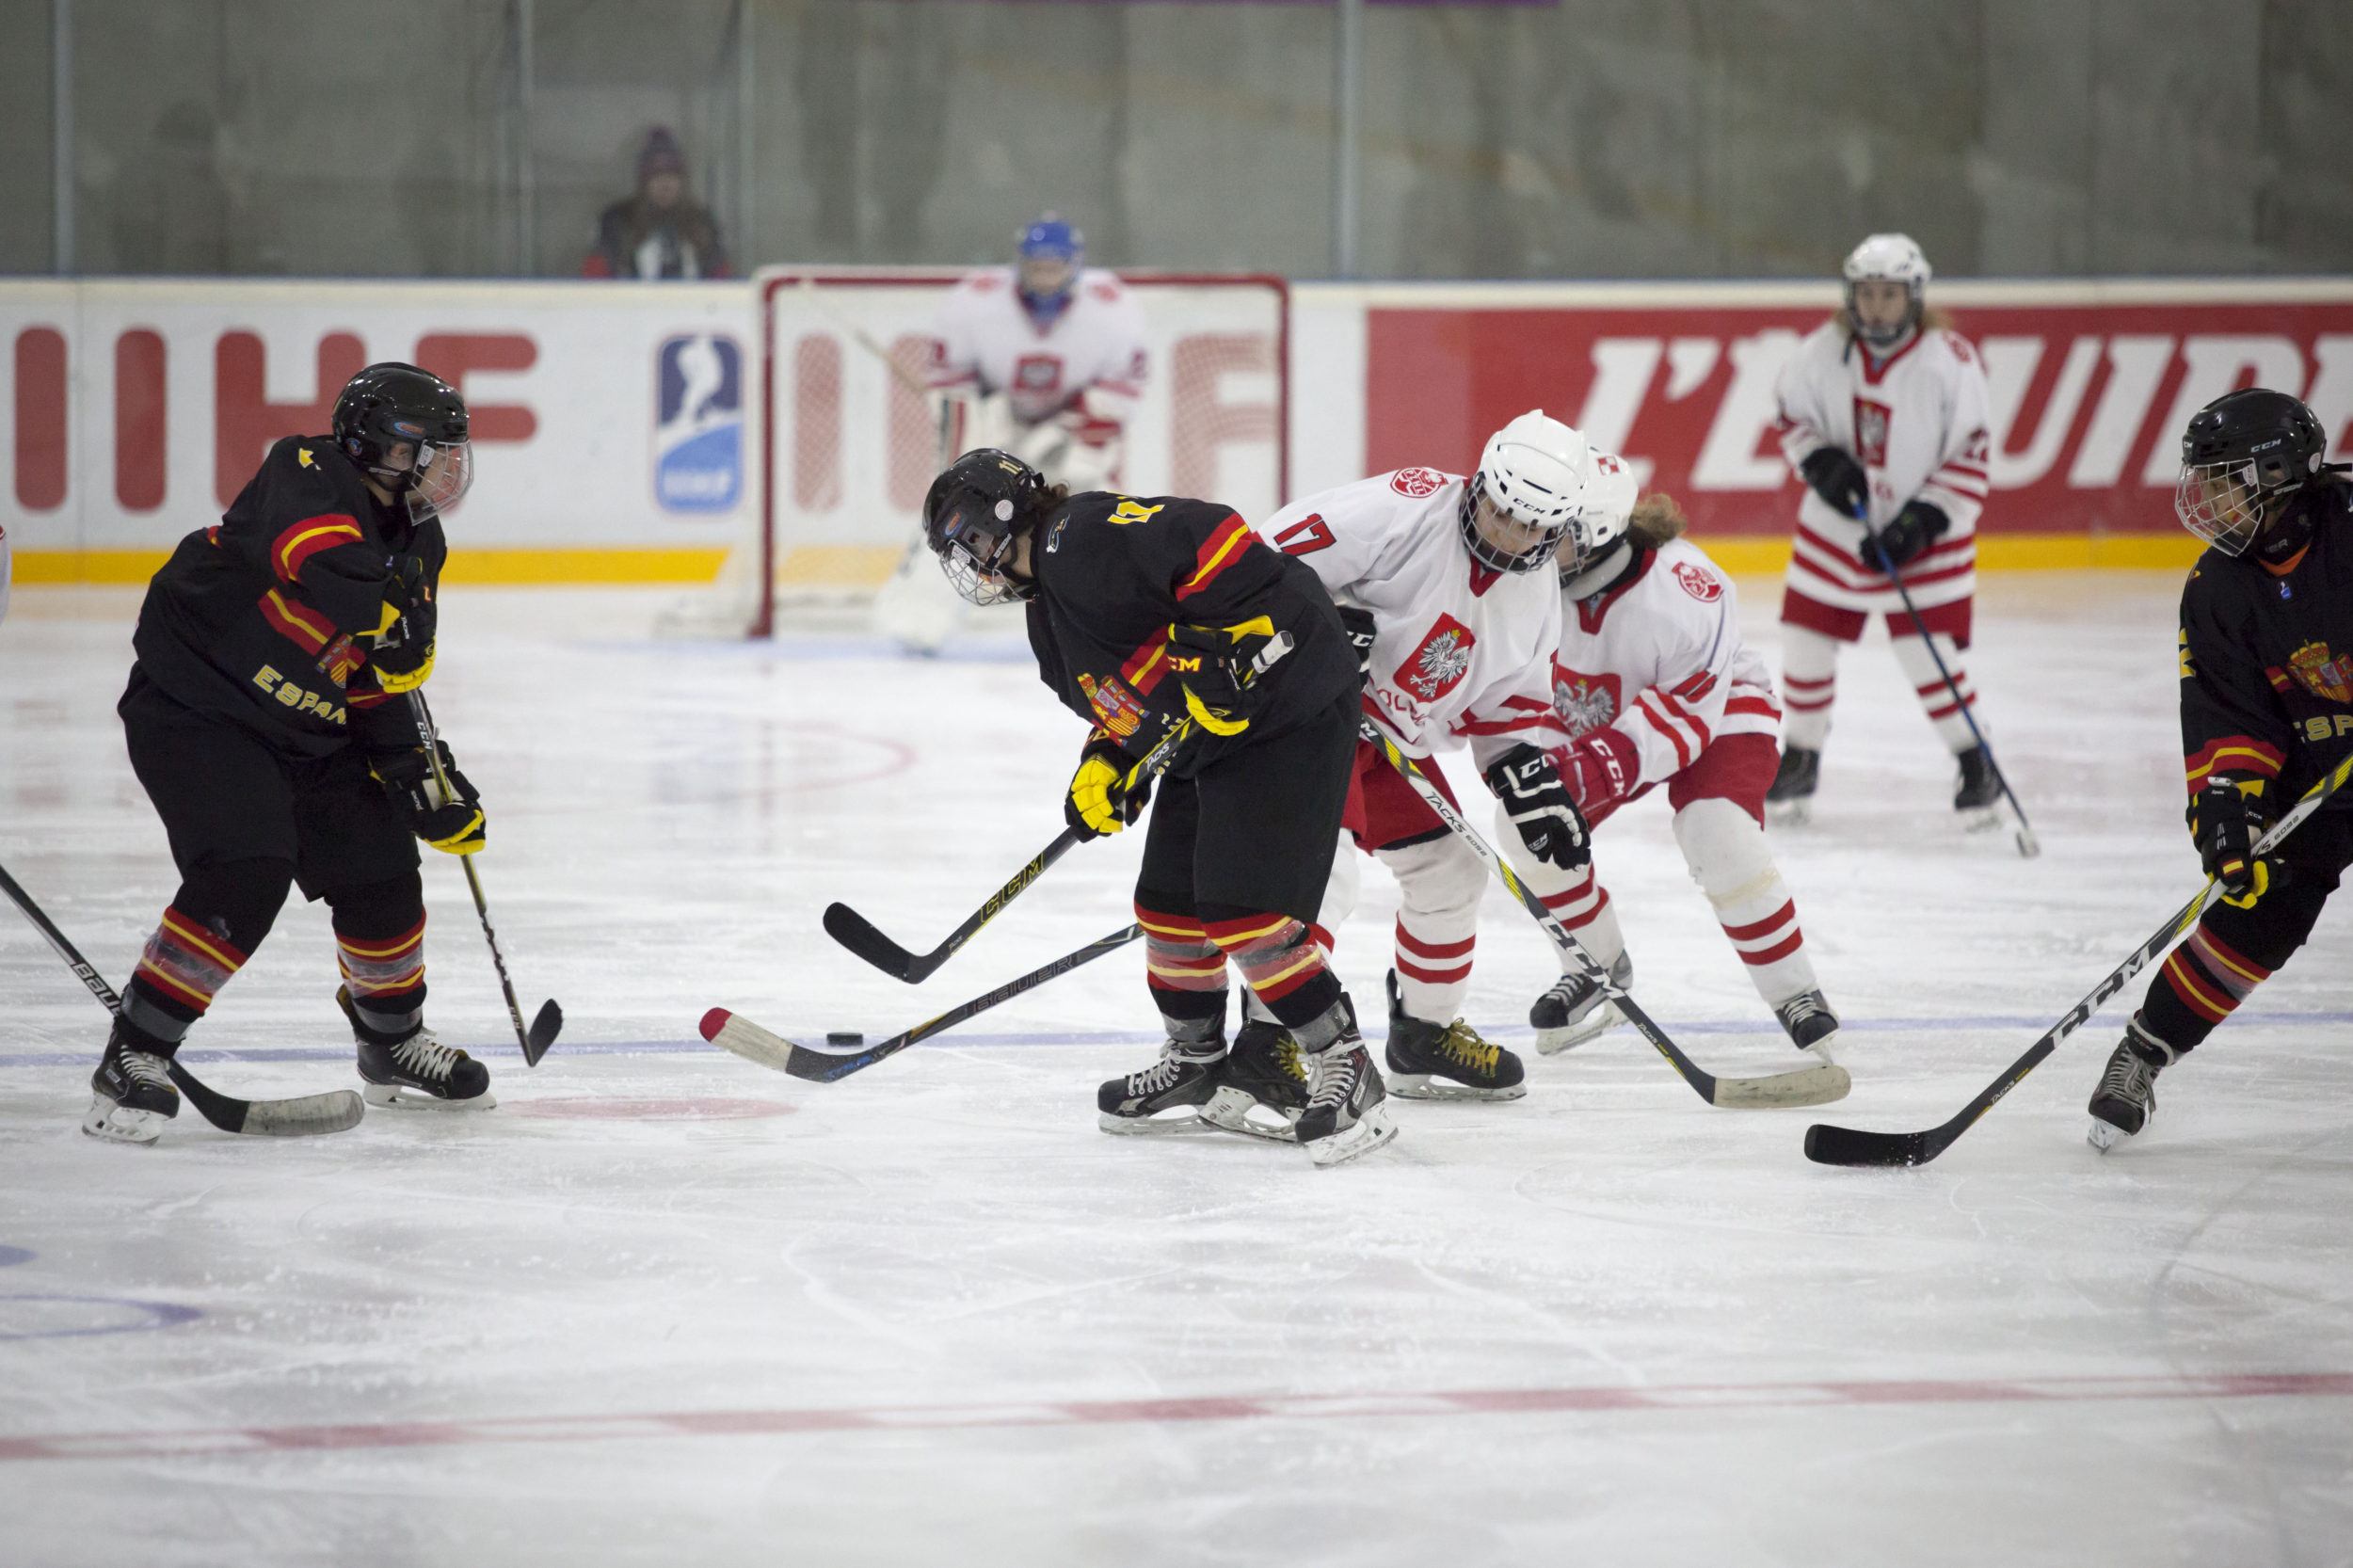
[[1365, 290, 2353, 537]]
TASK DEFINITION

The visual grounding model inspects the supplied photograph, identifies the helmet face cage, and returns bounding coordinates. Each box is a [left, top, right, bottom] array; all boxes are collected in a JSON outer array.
[[405, 438, 474, 522], [1457, 472, 1567, 575], [1841, 234, 1930, 350], [936, 506, 1027, 607], [2173, 391, 2327, 555], [1842, 277, 1923, 349]]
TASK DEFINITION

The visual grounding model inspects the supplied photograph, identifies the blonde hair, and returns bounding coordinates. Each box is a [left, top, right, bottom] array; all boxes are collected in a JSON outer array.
[[1832, 303, 1955, 341], [1627, 491, 1689, 549]]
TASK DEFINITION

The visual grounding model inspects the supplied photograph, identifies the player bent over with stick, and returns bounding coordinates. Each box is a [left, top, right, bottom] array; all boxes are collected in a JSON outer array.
[[1254, 415, 1609, 1102], [1503, 489, 1842, 1059], [919, 450, 1393, 1166]]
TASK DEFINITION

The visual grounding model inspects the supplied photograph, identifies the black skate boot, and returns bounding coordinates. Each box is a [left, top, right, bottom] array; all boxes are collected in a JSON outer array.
[[1954, 744, 2002, 830], [1201, 1018, 1309, 1142], [340, 986, 494, 1110], [1097, 1020, 1224, 1134], [2088, 1017, 2175, 1152], [1293, 999, 1396, 1168], [1384, 970, 1525, 1100], [1529, 952, 1632, 1054], [83, 1022, 181, 1145], [1766, 746, 1820, 824], [1773, 989, 1840, 1060]]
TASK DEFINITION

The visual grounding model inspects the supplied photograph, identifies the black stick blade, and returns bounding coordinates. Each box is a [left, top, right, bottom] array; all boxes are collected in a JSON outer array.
[[823, 901, 925, 982], [522, 1000, 564, 1066], [1803, 1121, 1939, 1168]]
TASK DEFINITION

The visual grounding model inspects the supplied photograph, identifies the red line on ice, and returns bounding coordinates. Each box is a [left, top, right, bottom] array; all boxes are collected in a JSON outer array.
[[4, 1372, 2350, 1463]]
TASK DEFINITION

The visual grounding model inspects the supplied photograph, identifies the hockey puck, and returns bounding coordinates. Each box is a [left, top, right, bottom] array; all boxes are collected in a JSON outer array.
[[826, 1032, 865, 1047]]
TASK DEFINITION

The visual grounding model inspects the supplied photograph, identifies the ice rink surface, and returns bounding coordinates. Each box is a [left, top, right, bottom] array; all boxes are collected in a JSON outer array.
[[2, 571, 2348, 1568]]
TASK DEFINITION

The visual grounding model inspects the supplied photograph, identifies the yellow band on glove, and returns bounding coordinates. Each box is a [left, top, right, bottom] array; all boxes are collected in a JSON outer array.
[[372, 642, 435, 694], [1181, 684, 1249, 737], [1069, 754, 1130, 837], [2217, 858, 2269, 910], [425, 807, 487, 856]]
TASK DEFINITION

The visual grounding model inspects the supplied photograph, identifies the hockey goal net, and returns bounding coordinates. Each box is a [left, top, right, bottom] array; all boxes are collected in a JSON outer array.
[[698, 267, 1289, 637]]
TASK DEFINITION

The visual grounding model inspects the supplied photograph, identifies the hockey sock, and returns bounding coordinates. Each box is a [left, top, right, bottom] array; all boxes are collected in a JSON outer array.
[[1778, 625, 1840, 752], [1199, 906, 1344, 1032], [1375, 833, 1484, 1021], [1889, 628, 1980, 753], [1136, 900, 1230, 1033], [329, 872, 430, 1044], [120, 857, 291, 1048], [2141, 921, 2274, 1053], [1674, 798, 1818, 1005]]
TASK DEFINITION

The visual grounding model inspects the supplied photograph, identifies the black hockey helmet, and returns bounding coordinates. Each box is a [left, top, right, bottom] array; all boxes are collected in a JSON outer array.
[[2174, 388, 2328, 556], [332, 362, 474, 521], [921, 449, 1050, 605]]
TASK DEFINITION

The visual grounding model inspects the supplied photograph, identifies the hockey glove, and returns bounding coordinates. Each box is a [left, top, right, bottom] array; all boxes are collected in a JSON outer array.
[[1866, 500, 1950, 572], [2190, 778, 2279, 909], [1337, 604, 1379, 680], [1799, 447, 1869, 519], [1555, 727, 1640, 816], [365, 555, 438, 694], [1165, 618, 1283, 737], [370, 741, 486, 856], [1483, 742, 1591, 872], [1065, 729, 1152, 840]]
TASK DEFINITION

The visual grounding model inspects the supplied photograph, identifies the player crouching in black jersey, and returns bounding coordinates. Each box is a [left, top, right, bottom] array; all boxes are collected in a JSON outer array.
[[2089, 389, 2353, 1151], [920, 450, 1394, 1166], [88, 364, 493, 1144]]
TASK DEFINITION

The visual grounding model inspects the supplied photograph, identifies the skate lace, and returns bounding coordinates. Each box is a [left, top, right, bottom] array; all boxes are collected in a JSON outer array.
[[1128, 1050, 1195, 1096], [1438, 1023, 1500, 1075], [1306, 1048, 1360, 1112], [1779, 993, 1831, 1027], [122, 1049, 174, 1090], [392, 1030, 463, 1083], [1541, 973, 1595, 1009]]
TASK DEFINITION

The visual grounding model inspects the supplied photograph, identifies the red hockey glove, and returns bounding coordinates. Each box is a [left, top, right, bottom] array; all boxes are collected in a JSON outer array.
[[1555, 726, 1640, 815]]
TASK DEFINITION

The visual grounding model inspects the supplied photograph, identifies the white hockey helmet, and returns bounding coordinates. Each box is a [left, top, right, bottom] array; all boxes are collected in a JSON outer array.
[[1464, 410, 1585, 574], [1841, 232, 1931, 349], [1464, 411, 1633, 576]]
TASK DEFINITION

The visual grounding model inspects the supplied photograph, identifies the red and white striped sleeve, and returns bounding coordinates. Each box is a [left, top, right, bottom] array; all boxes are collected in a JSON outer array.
[[1913, 333, 1993, 533], [1607, 588, 1738, 788]]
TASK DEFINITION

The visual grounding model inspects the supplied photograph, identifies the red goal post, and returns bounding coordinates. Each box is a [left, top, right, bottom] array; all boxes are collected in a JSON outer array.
[[744, 266, 1290, 636]]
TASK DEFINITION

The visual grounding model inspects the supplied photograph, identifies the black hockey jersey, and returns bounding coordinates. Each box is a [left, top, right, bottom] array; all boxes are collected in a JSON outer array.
[[2179, 479, 2353, 814], [127, 435, 442, 758], [1025, 491, 1356, 777]]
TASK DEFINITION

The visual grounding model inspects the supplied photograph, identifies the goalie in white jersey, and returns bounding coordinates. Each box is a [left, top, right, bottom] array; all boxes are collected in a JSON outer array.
[[1251, 413, 1613, 1107], [1501, 491, 1841, 1058], [1766, 232, 2003, 824], [872, 214, 1150, 651]]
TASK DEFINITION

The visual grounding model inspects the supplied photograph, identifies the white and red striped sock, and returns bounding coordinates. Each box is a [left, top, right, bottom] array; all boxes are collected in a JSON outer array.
[[1891, 631, 1981, 753]]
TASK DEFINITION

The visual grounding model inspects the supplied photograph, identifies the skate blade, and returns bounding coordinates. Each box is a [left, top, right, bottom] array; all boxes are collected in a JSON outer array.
[[1200, 1086, 1300, 1143], [1305, 1103, 1399, 1168], [1766, 799, 1813, 827], [361, 1082, 498, 1112], [80, 1096, 169, 1145], [1535, 1002, 1625, 1055], [2086, 1114, 2136, 1153], [1096, 1107, 1216, 1136], [1793, 1032, 1839, 1066], [1385, 1072, 1527, 1102], [1959, 805, 2004, 833]]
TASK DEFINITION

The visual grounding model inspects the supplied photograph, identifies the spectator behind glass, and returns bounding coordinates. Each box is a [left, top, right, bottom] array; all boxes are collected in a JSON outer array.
[[584, 127, 730, 280]]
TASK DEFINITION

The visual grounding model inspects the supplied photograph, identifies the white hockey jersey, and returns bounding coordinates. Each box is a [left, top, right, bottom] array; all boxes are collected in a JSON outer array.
[[1545, 538, 1782, 791], [1772, 321, 1993, 614], [1258, 467, 1561, 764], [926, 266, 1148, 429]]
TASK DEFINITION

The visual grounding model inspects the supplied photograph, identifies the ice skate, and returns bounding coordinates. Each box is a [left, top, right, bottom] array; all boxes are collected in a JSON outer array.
[[1773, 989, 1840, 1061], [1766, 745, 1819, 825], [1529, 952, 1632, 1054], [1097, 1036, 1224, 1134], [82, 1023, 181, 1145], [1296, 1034, 1396, 1169], [1384, 971, 1525, 1100], [342, 987, 495, 1110], [2087, 1021, 2173, 1152], [1954, 744, 2002, 832], [1201, 1019, 1309, 1143]]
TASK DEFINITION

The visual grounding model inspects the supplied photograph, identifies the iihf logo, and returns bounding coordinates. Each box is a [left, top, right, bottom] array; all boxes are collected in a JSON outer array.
[[655, 334, 744, 513]]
